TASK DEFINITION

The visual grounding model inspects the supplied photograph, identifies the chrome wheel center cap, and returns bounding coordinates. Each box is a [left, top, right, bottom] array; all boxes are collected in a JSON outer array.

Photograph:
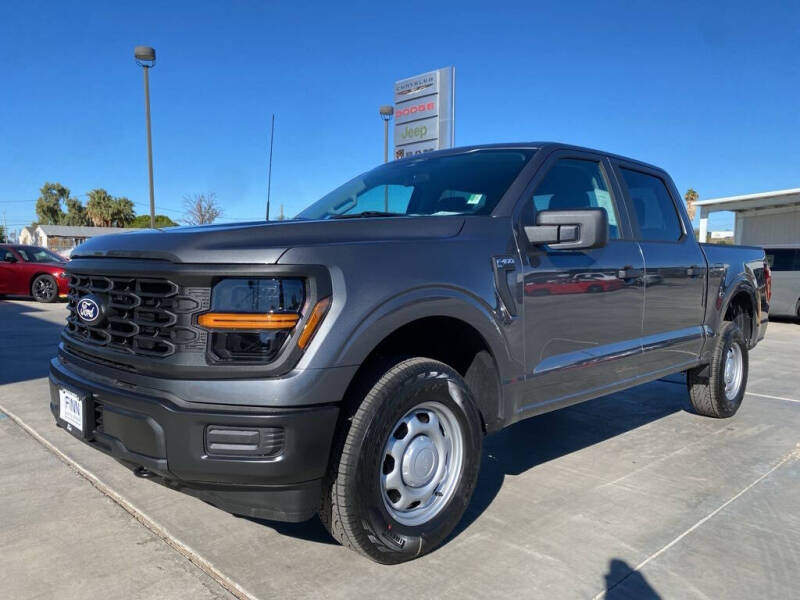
[[402, 436, 439, 488]]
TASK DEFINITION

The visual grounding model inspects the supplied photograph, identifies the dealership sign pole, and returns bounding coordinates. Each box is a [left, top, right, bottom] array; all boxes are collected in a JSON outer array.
[[393, 67, 455, 160]]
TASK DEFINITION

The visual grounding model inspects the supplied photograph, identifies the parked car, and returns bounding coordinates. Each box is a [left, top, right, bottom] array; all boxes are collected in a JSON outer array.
[[525, 271, 624, 295], [764, 245, 800, 319], [49, 143, 770, 563], [0, 244, 69, 302]]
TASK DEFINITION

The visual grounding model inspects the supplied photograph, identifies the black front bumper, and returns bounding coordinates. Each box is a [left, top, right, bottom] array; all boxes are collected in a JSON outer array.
[[49, 357, 339, 522]]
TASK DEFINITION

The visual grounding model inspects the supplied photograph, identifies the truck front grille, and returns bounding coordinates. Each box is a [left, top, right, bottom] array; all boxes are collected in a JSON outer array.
[[65, 274, 208, 358]]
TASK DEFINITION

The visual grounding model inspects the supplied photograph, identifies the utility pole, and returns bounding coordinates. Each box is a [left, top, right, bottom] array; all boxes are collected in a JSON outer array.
[[266, 114, 275, 221]]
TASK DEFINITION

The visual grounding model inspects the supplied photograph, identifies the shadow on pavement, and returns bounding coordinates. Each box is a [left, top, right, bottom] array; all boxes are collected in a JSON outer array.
[[603, 558, 662, 599], [452, 379, 690, 539], [246, 379, 690, 549], [0, 300, 65, 385]]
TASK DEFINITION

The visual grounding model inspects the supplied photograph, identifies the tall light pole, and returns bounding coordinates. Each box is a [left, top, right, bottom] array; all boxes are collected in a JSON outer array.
[[379, 105, 394, 212], [134, 46, 157, 229], [379, 105, 394, 163]]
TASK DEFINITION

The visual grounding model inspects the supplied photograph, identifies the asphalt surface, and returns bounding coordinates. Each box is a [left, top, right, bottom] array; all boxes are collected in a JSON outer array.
[[1, 299, 799, 599]]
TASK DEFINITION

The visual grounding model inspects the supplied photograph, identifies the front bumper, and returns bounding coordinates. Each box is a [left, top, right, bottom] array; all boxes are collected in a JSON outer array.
[[49, 356, 339, 522]]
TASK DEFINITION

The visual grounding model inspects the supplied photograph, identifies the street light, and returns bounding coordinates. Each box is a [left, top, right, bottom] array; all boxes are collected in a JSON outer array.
[[134, 46, 157, 229], [379, 105, 394, 163], [379, 105, 394, 212]]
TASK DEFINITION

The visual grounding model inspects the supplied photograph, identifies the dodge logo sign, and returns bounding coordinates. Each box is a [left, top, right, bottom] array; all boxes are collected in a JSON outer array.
[[77, 297, 102, 326]]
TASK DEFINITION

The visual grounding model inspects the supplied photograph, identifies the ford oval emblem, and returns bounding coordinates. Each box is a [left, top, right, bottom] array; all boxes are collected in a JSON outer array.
[[77, 297, 102, 326]]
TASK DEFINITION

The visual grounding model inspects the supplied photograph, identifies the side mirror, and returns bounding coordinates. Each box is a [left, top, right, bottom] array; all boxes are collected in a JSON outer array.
[[524, 209, 608, 251]]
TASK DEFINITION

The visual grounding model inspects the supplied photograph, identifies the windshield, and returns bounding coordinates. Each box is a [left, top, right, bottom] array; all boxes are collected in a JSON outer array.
[[16, 246, 66, 263], [296, 149, 535, 220]]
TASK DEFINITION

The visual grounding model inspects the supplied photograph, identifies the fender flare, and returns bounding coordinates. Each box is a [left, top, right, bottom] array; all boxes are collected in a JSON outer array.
[[332, 286, 516, 426], [717, 276, 758, 343]]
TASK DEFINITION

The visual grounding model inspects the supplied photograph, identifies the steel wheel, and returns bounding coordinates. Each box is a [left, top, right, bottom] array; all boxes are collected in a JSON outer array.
[[380, 401, 465, 527], [723, 344, 744, 401]]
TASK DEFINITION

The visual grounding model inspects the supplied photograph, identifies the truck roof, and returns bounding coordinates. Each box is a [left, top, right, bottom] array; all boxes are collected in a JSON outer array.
[[411, 142, 667, 174]]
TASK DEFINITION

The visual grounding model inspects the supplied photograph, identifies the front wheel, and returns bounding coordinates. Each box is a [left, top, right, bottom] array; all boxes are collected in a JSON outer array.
[[687, 321, 748, 418], [321, 357, 483, 564], [31, 274, 58, 303]]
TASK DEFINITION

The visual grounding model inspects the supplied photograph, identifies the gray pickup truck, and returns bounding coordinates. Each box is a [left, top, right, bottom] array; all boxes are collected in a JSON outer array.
[[49, 143, 770, 563]]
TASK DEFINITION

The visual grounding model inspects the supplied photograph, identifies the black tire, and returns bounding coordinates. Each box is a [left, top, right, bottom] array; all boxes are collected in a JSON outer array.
[[31, 274, 58, 303], [587, 284, 603, 293], [687, 321, 748, 418], [320, 357, 483, 564]]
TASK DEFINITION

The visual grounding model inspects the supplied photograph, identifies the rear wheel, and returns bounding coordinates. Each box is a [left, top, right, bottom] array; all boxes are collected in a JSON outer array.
[[320, 357, 482, 564], [31, 274, 58, 303], [687, 321, 748, 418]]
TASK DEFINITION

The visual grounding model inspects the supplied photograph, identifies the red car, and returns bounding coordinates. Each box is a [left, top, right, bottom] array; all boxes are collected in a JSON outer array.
[[0, 244, 70, 302]]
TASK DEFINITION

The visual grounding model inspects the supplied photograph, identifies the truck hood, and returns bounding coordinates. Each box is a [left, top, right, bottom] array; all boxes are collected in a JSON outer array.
[[71, 216, 465, 264]]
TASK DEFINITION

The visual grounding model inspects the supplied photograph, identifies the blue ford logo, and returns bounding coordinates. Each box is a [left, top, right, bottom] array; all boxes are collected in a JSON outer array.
[[77, 297, 102, 326]]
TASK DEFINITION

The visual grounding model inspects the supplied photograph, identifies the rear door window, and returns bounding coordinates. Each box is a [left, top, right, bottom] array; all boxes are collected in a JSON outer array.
[[619, 168, 683, 242]]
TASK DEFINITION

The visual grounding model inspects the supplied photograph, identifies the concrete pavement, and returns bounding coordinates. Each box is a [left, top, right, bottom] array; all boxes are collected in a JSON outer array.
[[1, 299, 799, 599]]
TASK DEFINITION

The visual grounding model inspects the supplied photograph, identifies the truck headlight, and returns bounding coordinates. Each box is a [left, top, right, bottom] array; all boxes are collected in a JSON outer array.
[[197, 278, 330, 363]]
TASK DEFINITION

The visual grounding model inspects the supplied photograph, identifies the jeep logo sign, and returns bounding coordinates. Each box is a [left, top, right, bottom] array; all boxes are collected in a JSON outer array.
[[393, 67, 454, 159], [77, 297, 103, 326]]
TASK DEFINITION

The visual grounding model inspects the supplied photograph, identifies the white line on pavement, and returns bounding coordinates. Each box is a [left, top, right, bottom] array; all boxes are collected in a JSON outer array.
[[747, 392, 800, 404], [593, 446, 800, 600]]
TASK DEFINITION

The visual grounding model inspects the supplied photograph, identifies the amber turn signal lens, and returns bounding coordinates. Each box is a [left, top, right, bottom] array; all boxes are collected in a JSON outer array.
[[297, 297, 331, 349], [197, 312, 299, 330]]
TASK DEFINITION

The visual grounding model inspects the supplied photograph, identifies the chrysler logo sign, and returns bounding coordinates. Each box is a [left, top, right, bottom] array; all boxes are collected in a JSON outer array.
[[77, 297, 103, 326]]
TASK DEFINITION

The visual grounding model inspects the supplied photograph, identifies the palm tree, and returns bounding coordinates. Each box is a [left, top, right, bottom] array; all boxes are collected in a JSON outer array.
[[110, 197, 135, 227], [684, 188, 699, 221], [86, 189, 115, 227]]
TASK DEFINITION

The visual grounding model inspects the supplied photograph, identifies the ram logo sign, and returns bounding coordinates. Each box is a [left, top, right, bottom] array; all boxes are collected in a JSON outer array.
[[393, 67, 455, 160]]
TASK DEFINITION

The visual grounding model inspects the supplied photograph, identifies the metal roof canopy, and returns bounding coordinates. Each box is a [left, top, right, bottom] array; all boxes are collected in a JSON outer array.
[[695, 188, 800, 243]]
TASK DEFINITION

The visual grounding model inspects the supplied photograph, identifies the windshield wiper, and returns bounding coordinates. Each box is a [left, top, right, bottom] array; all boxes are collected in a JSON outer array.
[[330, 211, 407, 219]]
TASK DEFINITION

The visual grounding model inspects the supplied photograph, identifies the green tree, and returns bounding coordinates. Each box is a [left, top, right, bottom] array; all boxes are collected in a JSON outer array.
[[62, 197, 90, 226], [35, 182, 71, 225], [110, 197, 135, 227], [86, 189, 115, 227], [130, 214, 178, 228], [0, 224, 6, 243], [684, 188, 699, 221]]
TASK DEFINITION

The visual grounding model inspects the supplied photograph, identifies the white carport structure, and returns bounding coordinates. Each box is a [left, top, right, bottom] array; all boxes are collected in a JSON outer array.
[[695, 188, 800, 245]]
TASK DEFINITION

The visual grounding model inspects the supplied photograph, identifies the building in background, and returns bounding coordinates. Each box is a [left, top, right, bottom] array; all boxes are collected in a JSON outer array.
[[695, 188, 800, 245], [19, 224, 127, 256], [709, 230, 735, 244]]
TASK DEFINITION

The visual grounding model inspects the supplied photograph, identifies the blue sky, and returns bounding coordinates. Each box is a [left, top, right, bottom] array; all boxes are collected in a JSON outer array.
[[1, 0, 798, 234]]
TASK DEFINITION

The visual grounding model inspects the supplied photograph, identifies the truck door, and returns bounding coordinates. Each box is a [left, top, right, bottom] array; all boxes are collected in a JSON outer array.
[[613, 163, 707, 373], [514, 152, 645, 414]]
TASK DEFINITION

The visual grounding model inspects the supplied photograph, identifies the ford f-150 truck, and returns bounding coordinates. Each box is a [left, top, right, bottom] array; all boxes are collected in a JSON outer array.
[[49, 143, 770, 563]]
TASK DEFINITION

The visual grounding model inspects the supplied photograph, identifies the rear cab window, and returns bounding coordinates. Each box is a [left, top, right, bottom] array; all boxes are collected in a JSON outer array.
[[619, 168, 684, 242]]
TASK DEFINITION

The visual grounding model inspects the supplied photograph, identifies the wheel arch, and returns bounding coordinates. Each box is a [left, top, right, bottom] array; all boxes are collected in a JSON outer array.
[[333, 291, 512, 433], [719, 280, 758, 346]]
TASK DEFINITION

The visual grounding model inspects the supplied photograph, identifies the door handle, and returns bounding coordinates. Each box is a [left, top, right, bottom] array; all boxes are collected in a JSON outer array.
[[687, 265, 703, 277]]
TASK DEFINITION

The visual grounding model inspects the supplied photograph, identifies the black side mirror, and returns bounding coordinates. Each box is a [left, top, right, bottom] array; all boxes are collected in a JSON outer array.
[[525, 209, 608, 251]]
